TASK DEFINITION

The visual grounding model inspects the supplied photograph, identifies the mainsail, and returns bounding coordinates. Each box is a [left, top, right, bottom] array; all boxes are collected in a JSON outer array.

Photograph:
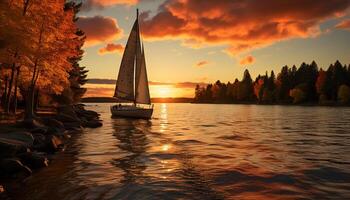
[[114, 10, 151, 105], [136, 44, 151, 104], [113, 19, 139, 101]]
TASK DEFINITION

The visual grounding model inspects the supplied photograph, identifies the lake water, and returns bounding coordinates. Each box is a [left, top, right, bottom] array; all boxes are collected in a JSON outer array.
[[6, 103, 350, 200]]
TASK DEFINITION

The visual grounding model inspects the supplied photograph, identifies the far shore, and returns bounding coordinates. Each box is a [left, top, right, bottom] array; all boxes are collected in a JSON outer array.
[[82, 97, 194, 103], [82, 97, 349, 107]]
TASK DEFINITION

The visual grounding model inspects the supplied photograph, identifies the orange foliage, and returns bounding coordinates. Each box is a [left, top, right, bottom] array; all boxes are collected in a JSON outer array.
[[0, 0, 83, 95]]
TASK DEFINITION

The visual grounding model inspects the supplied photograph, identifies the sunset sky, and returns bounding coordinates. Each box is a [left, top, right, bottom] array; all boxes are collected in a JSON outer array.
[[77, 0, 350, 98]]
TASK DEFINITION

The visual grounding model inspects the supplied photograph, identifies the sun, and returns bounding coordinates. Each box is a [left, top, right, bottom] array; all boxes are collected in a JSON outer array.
[[151, 85, 174, 98]]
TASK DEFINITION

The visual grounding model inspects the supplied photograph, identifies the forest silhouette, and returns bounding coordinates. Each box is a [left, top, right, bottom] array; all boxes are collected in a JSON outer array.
[[194, 61, 350, 105]]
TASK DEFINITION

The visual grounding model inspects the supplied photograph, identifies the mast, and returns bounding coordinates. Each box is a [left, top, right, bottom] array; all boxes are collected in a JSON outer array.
[[134, 8, 141, 105]]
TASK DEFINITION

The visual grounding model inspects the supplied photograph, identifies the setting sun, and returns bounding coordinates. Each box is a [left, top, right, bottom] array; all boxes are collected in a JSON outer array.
[[152, 85, 173, 98]]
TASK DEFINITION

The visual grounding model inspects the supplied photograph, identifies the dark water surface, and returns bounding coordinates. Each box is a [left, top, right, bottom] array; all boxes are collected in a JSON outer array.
[[7, 103, 350, 199]]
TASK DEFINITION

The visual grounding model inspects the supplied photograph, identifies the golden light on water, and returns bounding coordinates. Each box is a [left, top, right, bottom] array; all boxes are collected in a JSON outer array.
[[161, 144, 171, 151]]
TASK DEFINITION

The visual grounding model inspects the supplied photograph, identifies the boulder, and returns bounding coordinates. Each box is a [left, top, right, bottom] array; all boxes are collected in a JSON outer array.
[[56, 113, 81, 123], [57, 105, 78, 117], [30, 127, 48, 134], [0, 158, 32, 176], [76, 110, 99, 119], [82, 120, 103, 128], [0, 132, 34, 148], [22, 118, 45, 129], [63, 122, 82, 130], [18, 152, 49, 169], [0, 138, 29, 157], [32, 133, 46, 150], [43, 118, 65, 131], [45, 135, 64, 152]]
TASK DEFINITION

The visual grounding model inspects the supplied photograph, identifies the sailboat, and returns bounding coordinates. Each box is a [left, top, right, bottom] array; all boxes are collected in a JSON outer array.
[[111, 9, 153, 119]]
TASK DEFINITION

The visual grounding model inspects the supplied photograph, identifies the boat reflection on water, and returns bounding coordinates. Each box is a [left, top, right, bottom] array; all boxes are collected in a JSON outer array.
[[110, 118, 151, 197]]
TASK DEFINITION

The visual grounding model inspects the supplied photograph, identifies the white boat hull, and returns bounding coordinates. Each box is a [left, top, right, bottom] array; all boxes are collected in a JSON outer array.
[[111, 105, 153, 119]]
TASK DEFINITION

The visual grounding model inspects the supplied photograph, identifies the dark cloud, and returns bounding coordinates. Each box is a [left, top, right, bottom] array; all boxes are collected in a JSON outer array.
[[195, 60, 209, 68], [76, 15, 122, 46]]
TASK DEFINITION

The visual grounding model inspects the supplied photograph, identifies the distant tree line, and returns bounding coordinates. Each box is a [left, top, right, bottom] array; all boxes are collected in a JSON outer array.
[[0, 0, 88, 119], [194, 60, 350, 105]]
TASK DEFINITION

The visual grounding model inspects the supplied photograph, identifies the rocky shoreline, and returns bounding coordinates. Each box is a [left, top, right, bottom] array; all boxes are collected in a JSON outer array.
[[0, 104, 102, 197]]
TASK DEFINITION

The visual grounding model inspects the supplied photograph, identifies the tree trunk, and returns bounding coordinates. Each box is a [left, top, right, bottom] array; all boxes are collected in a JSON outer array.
[[24, 87, 35, 119], [2, 76, 9, 109], [24, 59, 38, 120], [34, 88, 39, 112], [5, 62, 17, 113], [12, 66, 21, 114]]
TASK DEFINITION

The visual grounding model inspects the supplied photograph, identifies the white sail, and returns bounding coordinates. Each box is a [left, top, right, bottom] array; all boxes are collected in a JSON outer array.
[[136, 44, 151, 104], [114, 20, 138, 101]]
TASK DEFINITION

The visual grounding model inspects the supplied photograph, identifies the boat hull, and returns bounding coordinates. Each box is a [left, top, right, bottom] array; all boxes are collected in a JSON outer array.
[[111, 105, 153, 119]]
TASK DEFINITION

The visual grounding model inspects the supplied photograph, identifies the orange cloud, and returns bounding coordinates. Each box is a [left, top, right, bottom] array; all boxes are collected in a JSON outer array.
[[140, 0, 350, 55], [76, 16, 122, 46], [98, 43, 125, 55], [239, 55, 255, 65], [335, 19, 350, 30], [82, 0, 139, 11], [194, 60, 209, 68]]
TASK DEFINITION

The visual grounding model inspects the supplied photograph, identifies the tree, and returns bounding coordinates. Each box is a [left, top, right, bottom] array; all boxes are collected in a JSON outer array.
[[237, 69, 254, 101], [276, 65, 292, 103], [338, 84, 350, 104], [0, 0, 83, 118], [289, 87, 306, 104]]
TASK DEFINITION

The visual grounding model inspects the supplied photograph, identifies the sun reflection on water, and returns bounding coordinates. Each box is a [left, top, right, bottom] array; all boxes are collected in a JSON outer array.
[[159, 103, 168, 133]]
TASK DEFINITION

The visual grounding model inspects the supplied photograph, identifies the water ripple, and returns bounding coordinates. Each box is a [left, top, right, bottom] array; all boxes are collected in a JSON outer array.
[[6, 103, 350, 200]]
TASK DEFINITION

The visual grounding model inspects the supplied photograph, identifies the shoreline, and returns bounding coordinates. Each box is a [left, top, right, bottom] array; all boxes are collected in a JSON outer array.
[[0, 104, 103, 197]]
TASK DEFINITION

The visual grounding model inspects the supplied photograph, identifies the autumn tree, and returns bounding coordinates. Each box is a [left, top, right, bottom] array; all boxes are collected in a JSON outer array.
[[0, 0, 82, 119]]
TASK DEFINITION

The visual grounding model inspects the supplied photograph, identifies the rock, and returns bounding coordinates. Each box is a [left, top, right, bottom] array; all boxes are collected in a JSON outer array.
[[32, 133, 46, 150], [0, 132, 34, 148], [18, 152, 49, 169], [0, 158, 32, 176], [0, 138, 29, 157], [76, 110, 100, 121], [56, 113, 81, 123], [43, 118, 65, 131], [67, 126, 83, 133], [30, 127, 48, 134], [45, 135, 64, 152], [57, 105, 78, 118], [22, 118, 45, 129], [63, 122, 82, 130], [82, 120, 103, 128]]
